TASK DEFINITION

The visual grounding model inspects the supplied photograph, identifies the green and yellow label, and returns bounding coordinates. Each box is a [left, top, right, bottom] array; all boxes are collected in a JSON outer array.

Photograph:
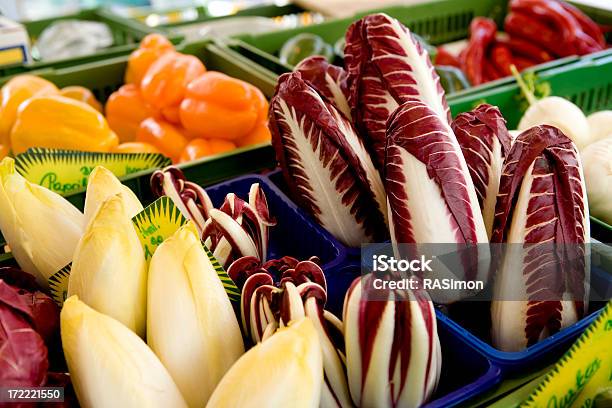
[[48, 197, 240, 306], [48, 265, 71, 307], [15, 148, 171, 196], [523, 301, 612, 407], [132, 197, 240, 301], [132, 197, 189, 261]]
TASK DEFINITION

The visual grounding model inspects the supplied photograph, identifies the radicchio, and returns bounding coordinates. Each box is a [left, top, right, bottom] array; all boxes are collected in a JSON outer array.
[[345, 13, 450, 167], [151, 167, 275, 268], [452, 104, 513, 237], [0, 279, 48, 387], [343, 275, 441, 407], [295, 56, 351, 119], [385, 100, 488, 245], [151, 166, 213, 235], [269, 71, 387, 247], [228, 256, 352, 408], [490, 125, 589, 352], [202, 184, 276, 269]]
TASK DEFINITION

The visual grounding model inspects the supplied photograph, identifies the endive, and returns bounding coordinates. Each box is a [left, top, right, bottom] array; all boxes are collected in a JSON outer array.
[[68, 194, 147, 337], [207, 318, 322, 408], [83, 166, 143, 226], [0, 157, 84, 288], [61, 296, 187, 408], [228, 255, 351, 408], [148, 223, 244, 407]]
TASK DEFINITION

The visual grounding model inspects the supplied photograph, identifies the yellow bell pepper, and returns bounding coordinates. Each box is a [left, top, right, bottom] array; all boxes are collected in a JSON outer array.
[[10, 95, 119, 154], [59, 86, 102, 112], [0, 75, 58, 147]]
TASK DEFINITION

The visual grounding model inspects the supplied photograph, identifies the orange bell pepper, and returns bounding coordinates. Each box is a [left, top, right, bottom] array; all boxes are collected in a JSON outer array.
[[237, 122, 272, 148], [179, 138, 236, 163], [0, 144, 9, 159], [105, 84, 151, 143], [125, 33, 174, 85], [140, 52, 206, 116], [179, 71, 267, 141], [136, 117, 188, 162], [59, 86, 102, 112], [112, 142, 161, 154], [10, 95, 119, 154], [0, 75, 58, 147]]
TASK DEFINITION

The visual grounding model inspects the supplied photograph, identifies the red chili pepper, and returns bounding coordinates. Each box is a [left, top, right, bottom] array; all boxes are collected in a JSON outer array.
[[513, 55, 538, 71], [490, 42, 513, 76], [502, 37, 553, 63], [504, 12, 565, 56], [461, 17, 498, 86], [483, 58, 503, 82], [510, 0, 578, 45], [435, 47, 461, 68], [558, 1, 605, 48], [510, 0, 604, 56]]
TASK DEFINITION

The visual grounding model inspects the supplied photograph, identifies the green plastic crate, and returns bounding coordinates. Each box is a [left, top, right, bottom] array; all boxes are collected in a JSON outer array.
[[103, 3, 306, 38], [225, 0, 611, 98], [450, 55, 612, 241], [0, 39, 278, 251], [0, 8, 166, 78], [0, 43, 267, 253]]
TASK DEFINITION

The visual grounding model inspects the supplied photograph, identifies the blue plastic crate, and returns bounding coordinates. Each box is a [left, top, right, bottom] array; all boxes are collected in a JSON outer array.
[[264, 169, 365, 259], [204, 174, 347, 274], [324, 263, 502, 407], [439, 266, 611, 375]]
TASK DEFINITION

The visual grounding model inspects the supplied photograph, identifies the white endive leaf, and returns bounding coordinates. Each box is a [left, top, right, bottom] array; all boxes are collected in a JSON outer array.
[[61, 296, 188, 408], [207, 318, 323, 408], [83, 166, 143, 226], [0, 157, 84, 288], [148, 222, 244, 407], [68, 193, 147, 337]]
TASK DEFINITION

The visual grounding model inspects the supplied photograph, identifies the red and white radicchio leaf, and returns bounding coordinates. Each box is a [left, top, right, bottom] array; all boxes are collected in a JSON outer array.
[[345, 13, 450, 167], [491, 125, 590, 352], [151, 166, 213, 235], [385, 100, 488, 245], [202, 186, 276, 269], [0, 280, 48, 387], [452, 104, 513, 237], [295, 56, 351, 119], [232, 256, 352, 408], [343, 275, 441, 407], [269, 71, 388, 247]]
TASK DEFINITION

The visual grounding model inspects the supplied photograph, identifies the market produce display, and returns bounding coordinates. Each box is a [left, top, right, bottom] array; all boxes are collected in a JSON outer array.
[[0, 1, 611, 407], [0, 33, 271, 165], [269, 11, 596, 353]]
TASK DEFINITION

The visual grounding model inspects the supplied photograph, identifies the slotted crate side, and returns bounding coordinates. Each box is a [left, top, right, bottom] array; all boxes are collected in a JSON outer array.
[[102, 3, 305, 33], [226, 0, 611, 99], [449, 55, 612, 128], [352, 0, 507, 44]]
